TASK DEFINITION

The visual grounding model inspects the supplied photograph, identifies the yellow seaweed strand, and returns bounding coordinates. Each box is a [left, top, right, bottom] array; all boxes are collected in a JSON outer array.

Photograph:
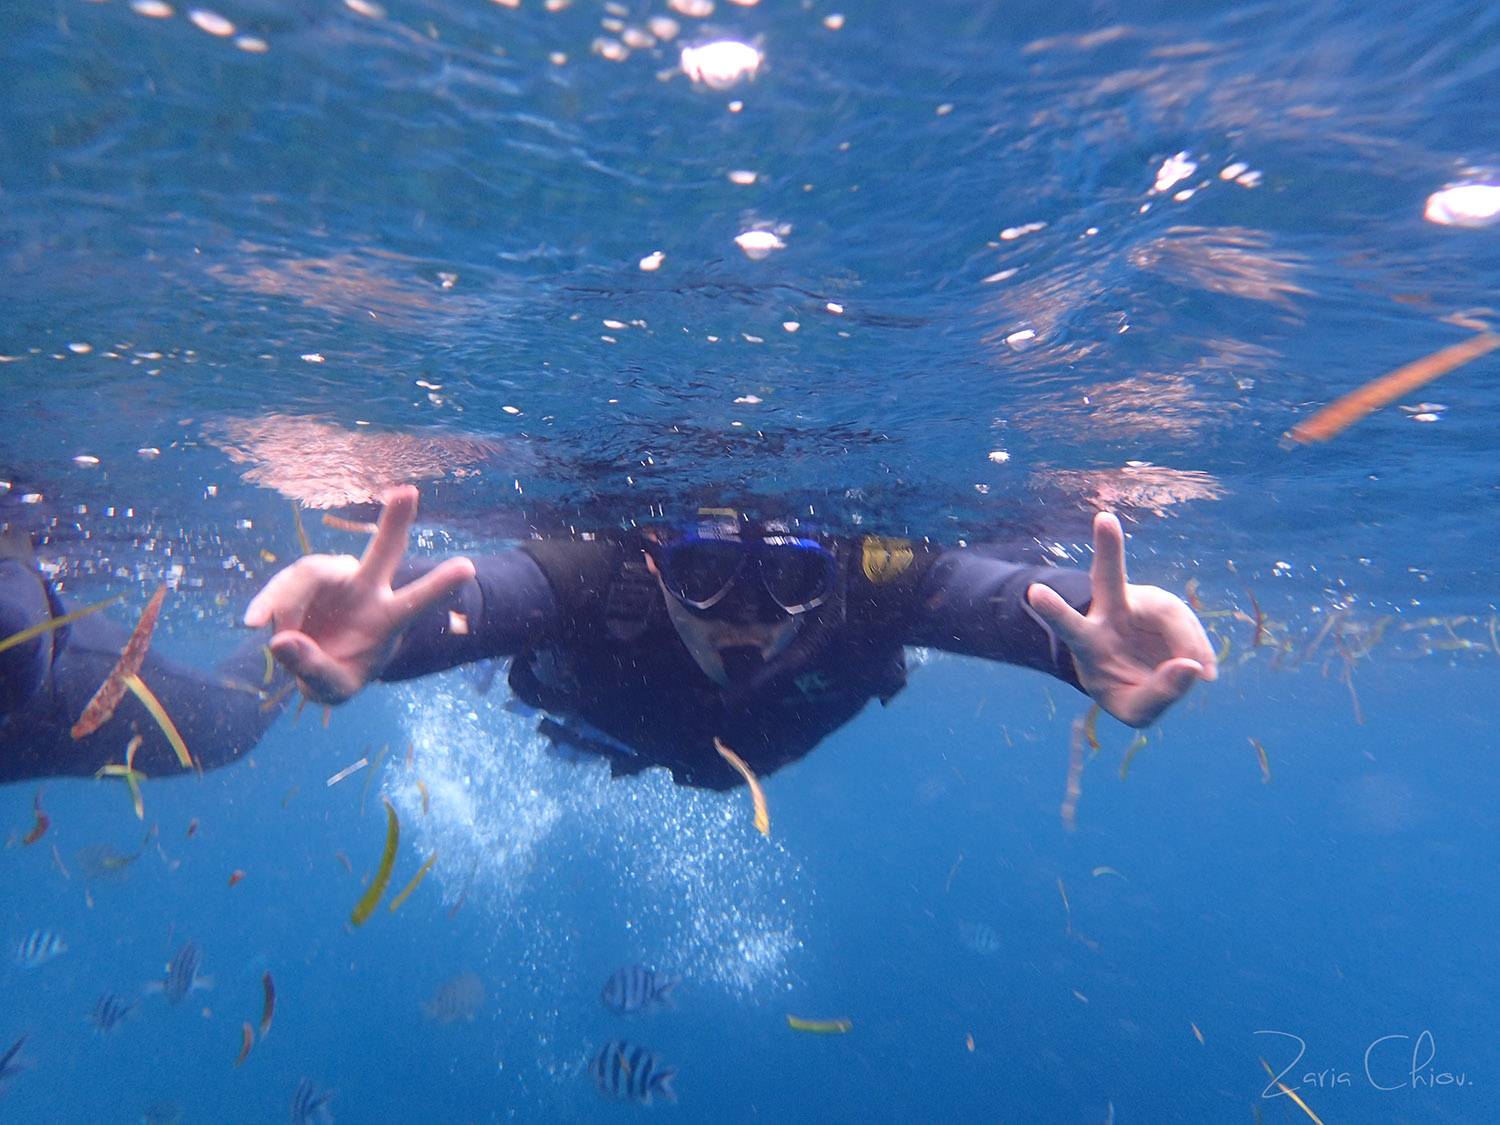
[[0, 594, 122, 656], [786, 1015, 852, 1034], [1260, 1058, 1327, 1125], [388, 852, 439, 913], [122, 673, 195, 770], [1119, 731, 1147, 780], [350, 799, 400, 927], [1083, 703, 1102, 756], [714, 737, 770, 837]]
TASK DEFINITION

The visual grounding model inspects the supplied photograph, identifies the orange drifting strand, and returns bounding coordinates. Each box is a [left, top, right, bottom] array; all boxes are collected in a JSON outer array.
[[234, 1021, 253, 1067], [713, 738, 770, 837], [22, 788, 49, 846], [71, 586, 168, 739], [1250, 738, 1272, 784], [1284, 331, 1499, 445], [292, 503, 311, 555], [321, 513, 379, 535], [1083, 704, 1101, 755], [260, 972, 275, 1038], [447, 856, 478, 920]]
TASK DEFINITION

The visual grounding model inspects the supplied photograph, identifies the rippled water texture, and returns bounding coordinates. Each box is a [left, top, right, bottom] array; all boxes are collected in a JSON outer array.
[[4, 0, 1499, 618]]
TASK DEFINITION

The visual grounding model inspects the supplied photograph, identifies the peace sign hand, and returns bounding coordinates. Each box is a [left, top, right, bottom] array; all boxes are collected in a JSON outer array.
[[1026, 512, 1217, 728], [243, 485, 476, 704]]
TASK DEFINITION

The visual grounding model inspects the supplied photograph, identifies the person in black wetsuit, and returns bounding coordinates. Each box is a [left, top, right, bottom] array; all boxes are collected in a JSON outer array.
[[243, 487, 1217, 790], [2, 488, 1216, 790]]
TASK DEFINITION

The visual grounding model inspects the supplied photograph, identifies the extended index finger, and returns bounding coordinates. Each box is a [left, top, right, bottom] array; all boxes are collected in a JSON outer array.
[[1088, 511, 1130, 618], [358, 485, 420, 590]]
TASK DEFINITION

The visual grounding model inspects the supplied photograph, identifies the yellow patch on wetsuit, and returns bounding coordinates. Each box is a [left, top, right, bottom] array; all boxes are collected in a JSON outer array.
[[861, 536, 914, 585]]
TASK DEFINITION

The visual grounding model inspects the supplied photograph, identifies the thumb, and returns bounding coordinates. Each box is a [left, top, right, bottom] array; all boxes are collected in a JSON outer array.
[[267, 631, 359, 704], [1027, 582, 1085, 643]]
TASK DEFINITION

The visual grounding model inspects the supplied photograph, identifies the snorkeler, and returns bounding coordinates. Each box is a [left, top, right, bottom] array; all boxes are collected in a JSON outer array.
[[1, 487, 1216, 789], [244, 487, 1215, 788]]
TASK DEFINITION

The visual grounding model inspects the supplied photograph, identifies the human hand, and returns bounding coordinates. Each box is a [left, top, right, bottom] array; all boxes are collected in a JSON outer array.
[[243, 485, 476, 704], [1025, 512, 1217, 727]]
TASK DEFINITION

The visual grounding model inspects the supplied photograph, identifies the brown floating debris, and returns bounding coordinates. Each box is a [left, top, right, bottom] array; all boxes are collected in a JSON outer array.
[[1285, 331, 1499, 445], [22, 788, 49, 846], [234, 1021, 253, 1067], [72, 587, 168, 739], [321, 513, 379, 535]]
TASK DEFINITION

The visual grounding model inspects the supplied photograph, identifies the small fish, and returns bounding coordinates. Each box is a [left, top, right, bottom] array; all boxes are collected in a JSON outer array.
[[140, 1100, 183, 1125], [90, 990, 138, 1034], [76, 841, 142, 882], [14, 929, 67, 969], [600, 964, 680, 1014], [290, 1077, 336, 1124], [0, 1033, 28, 1093], [958, 920, 1001, 955], [589, 1039, 678, 1105], [420, 971, 485, 1026], [161, 940, 205, 1005]]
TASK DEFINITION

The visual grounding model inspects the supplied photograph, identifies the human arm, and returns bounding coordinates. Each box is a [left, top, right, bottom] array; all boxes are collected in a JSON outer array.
[[1025, 512, 1216, 727], [1, 564, 294, 783]]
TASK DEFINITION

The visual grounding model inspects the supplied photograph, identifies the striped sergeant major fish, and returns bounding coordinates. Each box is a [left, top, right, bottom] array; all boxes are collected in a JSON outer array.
[[590, 1039, 678, 1105], [160, 941, 209, 1005], [600, 964, 680, 1014], [13, 929, 66, 969], [89, 990, 137, 1034], [290, 1077, 336, 1124]]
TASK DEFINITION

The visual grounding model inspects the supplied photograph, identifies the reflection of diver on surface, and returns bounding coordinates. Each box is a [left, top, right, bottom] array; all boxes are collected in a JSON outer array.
[[2, 488, 1216, 790], [0, 533, 291, 785]]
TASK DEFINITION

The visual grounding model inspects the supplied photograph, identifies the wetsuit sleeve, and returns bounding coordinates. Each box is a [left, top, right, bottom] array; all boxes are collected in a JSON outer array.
[[901, 549, 1092, 690], [375, 549, 557, 682], [1, 592, 293, 784]]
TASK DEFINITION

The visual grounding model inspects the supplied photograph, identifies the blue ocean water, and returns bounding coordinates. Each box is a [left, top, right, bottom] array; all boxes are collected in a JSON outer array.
[[3, 0, 1499, 1120]]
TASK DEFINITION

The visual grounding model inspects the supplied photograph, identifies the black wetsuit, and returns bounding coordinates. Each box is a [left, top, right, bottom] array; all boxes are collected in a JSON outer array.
[[1, 533, 1090, 791], [376, 533, 1092, 789], [0, 553, 290, 785]]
